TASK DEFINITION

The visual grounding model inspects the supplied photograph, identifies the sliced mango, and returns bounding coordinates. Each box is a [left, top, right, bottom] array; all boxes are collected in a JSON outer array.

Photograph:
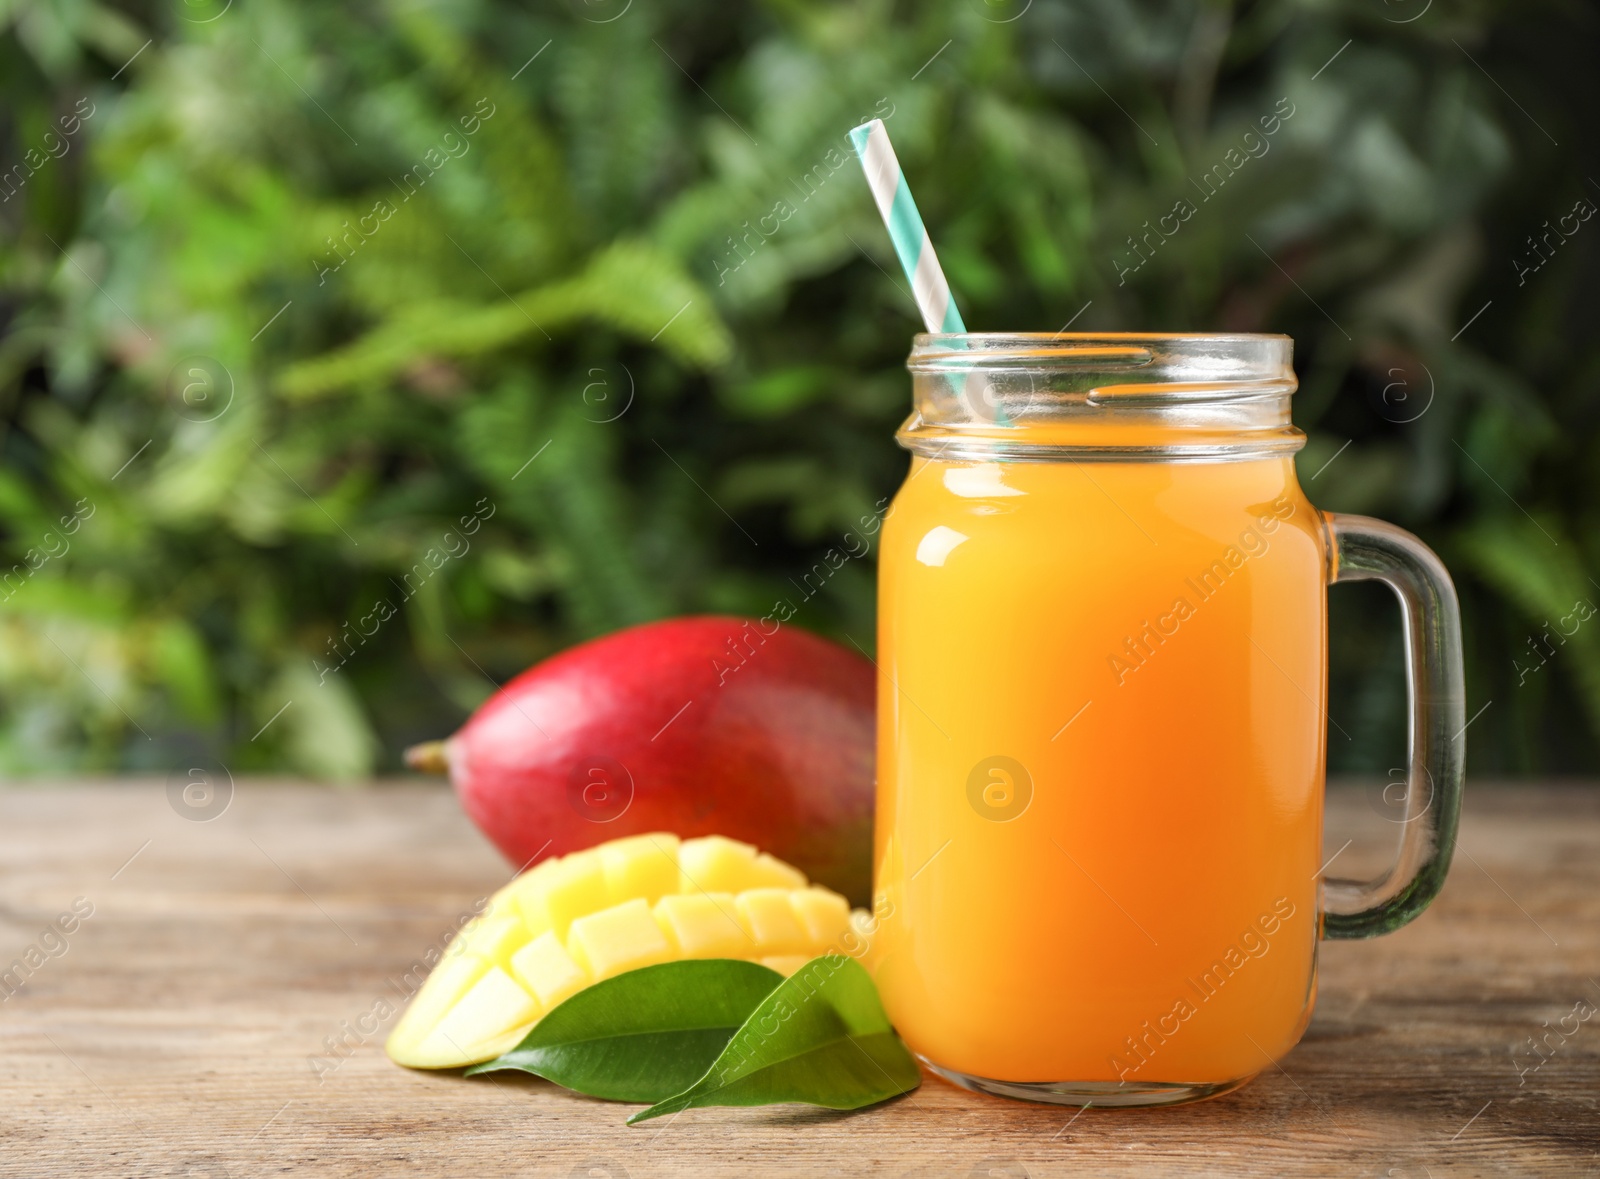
[[735, 889, 808, 953], [654, 891, 747, 958], [386, 834, 870, 1069], [538, 850, 612, 938], [385, 952, 488, 1067], [452, 913, 526, 969], [418, 966, 541, 1065], [509, 932, 589, 1010], [677, 835, 806, 893], [600, 833, 681, 903], [568, 898, 674, 978], [791, 887, 852, 946]]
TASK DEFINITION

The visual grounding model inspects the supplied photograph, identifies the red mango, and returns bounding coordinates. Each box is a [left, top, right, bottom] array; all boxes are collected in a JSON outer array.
[[407, 616, 875, 904]]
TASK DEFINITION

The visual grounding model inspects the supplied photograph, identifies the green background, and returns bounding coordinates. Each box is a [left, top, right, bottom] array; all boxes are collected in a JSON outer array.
[[1, 0, 1595, 778]]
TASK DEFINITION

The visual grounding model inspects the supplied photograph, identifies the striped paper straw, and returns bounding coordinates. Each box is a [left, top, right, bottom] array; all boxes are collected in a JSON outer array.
[[848, 119, 967, 335]]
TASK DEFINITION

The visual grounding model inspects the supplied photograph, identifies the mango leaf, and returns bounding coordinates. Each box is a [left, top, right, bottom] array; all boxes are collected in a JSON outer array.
[[628, 955, 919, 1124], [465, 959, 783, 1103]]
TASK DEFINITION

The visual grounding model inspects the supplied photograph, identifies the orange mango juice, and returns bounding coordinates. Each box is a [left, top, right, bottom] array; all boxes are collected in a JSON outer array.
[[873, 454, 1327, 1085]]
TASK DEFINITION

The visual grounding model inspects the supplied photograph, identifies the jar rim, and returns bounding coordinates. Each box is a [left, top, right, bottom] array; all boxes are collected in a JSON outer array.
[[908, 332, 1295, 379], [913, 331, 1294, 341], [900, 332, 1302, 462]]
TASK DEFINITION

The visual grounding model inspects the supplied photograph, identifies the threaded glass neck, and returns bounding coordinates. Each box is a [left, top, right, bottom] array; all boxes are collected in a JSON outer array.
[[901, 333, 1302, 462]]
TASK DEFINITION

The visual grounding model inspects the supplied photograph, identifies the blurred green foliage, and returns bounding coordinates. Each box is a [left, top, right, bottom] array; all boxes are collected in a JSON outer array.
[[0, 0, 1596, 777]]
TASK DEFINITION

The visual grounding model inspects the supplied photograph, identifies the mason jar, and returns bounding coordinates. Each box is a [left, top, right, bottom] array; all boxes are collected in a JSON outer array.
[[871, 333, 1464, 1107]]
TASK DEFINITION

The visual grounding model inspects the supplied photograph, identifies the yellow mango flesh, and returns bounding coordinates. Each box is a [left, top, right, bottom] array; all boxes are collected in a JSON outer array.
[[386, 834, 865, 1069]]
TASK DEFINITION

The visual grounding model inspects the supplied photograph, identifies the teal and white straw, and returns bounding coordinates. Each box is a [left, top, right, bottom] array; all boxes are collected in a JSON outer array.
[[848, 119, 966, 335]]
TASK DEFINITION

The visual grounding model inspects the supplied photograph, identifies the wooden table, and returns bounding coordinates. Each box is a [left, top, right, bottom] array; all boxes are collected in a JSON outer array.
[[1, 780, 1595, 1177]]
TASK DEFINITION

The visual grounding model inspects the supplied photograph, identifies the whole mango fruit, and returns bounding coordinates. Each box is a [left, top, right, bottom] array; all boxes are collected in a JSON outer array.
[[407, 616, 875, 904]]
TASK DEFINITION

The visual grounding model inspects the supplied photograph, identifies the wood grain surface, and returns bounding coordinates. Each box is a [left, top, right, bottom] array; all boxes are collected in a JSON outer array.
[[0, 779, 1596, 1178]]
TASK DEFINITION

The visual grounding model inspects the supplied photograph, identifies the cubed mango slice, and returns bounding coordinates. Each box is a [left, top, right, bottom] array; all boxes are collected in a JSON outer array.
[[386, 833, 871, 1071], [735, 888, 808, 953], [567, 897, 675, 978], [386, 950, 488, 1061], [790, 888, 852, 946], [508, 931, 591, 1011], [653, 891, 750, 959], [535, 850, 612, 938], [600, 833, 681, 904], [416, 966, 540, 1066], [452, 913, 527, 969], [750, 853, 808, 890], [677, 835, 767, 894]]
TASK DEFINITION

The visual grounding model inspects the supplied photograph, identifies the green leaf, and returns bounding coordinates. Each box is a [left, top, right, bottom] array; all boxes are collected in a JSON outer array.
[[267, 662, 377, 782], [465, 959, 783, 1103], [1456, 516, 1600, 733], [627, 955, 920, 1124], [277, 240, 731, 400]]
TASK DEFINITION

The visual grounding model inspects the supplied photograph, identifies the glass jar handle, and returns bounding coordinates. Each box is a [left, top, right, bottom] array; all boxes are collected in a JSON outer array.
[[1321, 513, 1466, 939]]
